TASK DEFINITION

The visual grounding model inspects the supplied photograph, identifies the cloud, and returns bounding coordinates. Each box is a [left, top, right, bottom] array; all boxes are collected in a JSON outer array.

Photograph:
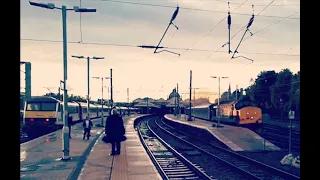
[[21, 0, 300, 102]]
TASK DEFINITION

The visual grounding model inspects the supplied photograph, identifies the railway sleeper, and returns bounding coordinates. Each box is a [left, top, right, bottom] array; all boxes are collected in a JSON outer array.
[[216, 154, 230, 159], [169, 177, 201, 180], [251, 171, 270, 178], [165, 170, 194, 175], [161, 164, 186, 168], [158, 161, 184, 165], [163, 168, 190, 172], [162, 165, 187, 169], [157, 158, 177, 161], [233, 162, 249, 167], [162, 165, 188, 168], [167, 173, 198, 178]]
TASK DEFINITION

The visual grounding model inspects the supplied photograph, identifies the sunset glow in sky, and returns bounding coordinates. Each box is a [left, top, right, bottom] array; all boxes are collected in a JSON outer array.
[[21, 0, 300, 102]]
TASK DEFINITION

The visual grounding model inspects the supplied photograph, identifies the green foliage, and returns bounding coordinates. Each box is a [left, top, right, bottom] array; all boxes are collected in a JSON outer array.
[[248, 69, 299, 118], [223, 69, 300, 118]]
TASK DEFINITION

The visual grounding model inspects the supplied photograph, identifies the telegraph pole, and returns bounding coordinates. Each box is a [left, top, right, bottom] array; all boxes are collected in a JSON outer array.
[[174, 87, 177, 116], [20, 61, 32, 101], [236, 85, 238, 101], [127, 88, 129, 104], [101, 78, 104, 124], [25, 62, 31, 100], [188, 70, 192, 121], [92, 76, 110, 126], [87, 57, 90, 122], [177, 83, 180, 117], [71, 55, 105, 123], [127, 88, 129, 115], [110, 68, 113, 107], [146, 97, 149, 114]]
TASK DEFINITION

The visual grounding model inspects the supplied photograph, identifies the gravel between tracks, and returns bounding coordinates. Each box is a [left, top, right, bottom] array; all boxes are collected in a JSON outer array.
[[163, 118, 230, 149], [238, 151, 300, 177], [163, 117, 300, 178], [149, 118, 251, 180]]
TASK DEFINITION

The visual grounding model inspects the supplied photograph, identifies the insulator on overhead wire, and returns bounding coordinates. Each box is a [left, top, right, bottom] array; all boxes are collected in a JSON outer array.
[[171, 6, 179, 23], [247, 15, 254, 29]]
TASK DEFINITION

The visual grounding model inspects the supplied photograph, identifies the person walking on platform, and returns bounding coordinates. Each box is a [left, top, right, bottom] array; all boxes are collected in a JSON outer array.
[[83, 117, 93, 140], [68, 113, 73, 139], [105, 107, 125, 156]]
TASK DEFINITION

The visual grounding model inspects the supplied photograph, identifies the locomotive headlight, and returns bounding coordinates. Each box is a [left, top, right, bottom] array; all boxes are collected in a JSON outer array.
[[251, 117, 253, 119]]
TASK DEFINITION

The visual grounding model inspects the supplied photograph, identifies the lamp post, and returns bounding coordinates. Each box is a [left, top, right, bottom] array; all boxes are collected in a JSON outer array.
[[92, 76, 110, 126], [188, 70, 192, 121], [29, 1, 96, 161], [71, 56, 104, 124], [210, 76, 229, 127]]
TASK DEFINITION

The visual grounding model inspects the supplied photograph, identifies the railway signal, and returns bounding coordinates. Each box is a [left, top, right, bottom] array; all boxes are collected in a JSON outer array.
[[288, 110, 295, 154]]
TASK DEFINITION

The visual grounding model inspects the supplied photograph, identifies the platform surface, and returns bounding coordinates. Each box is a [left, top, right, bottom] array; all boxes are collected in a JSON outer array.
[[79, 115, 162, 180], [20, 116, 107, 180], [21, 114, 162, 180], [165, 114, 281, 152]]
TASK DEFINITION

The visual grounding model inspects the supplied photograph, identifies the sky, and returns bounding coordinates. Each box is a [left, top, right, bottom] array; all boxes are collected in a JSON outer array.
[[20, 0, 300, 102]]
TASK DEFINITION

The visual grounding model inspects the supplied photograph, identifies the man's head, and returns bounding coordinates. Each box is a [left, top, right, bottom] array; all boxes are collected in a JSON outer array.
[[111, 107, 118, 115]]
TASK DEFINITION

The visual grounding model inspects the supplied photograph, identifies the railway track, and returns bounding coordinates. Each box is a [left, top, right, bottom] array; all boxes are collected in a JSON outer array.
[[155, 116, 300, 180], [138, 116, 213, 180], [188, 115, 300, 152], [255, 124, 300, 152]]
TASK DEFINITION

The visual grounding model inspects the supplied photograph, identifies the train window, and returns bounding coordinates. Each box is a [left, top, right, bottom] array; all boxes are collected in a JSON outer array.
[[42, 103, 57, 111], [26, 103, 40, 111], [69, 107, 75, 113], [26, 102, 57, 111]]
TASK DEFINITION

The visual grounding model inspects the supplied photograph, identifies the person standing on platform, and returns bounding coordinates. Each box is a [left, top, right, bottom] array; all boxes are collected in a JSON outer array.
[[83, 117, 93, 140], [105, 107, 125, 156]]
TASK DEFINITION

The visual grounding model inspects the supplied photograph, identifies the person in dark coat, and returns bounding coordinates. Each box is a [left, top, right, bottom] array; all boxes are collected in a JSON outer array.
[[68, 113, 73, 139], [83, 118, 93, 140], [105, 107, 125, 156]]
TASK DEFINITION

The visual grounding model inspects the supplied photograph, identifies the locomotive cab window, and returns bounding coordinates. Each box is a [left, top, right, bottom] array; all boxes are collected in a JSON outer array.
[[41, 103, 57, 111], [26, 103, 40, 111], [26, 102, 56, 111]]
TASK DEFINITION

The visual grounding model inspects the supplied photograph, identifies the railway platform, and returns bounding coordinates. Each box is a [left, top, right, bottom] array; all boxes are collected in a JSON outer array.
[[78, 115, 162, 180], [21, 114, 162, 180], [165, 114, 281, 152]]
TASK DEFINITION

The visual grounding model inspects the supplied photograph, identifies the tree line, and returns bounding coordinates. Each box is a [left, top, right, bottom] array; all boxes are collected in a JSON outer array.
[[225, 68, 300, 119]]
